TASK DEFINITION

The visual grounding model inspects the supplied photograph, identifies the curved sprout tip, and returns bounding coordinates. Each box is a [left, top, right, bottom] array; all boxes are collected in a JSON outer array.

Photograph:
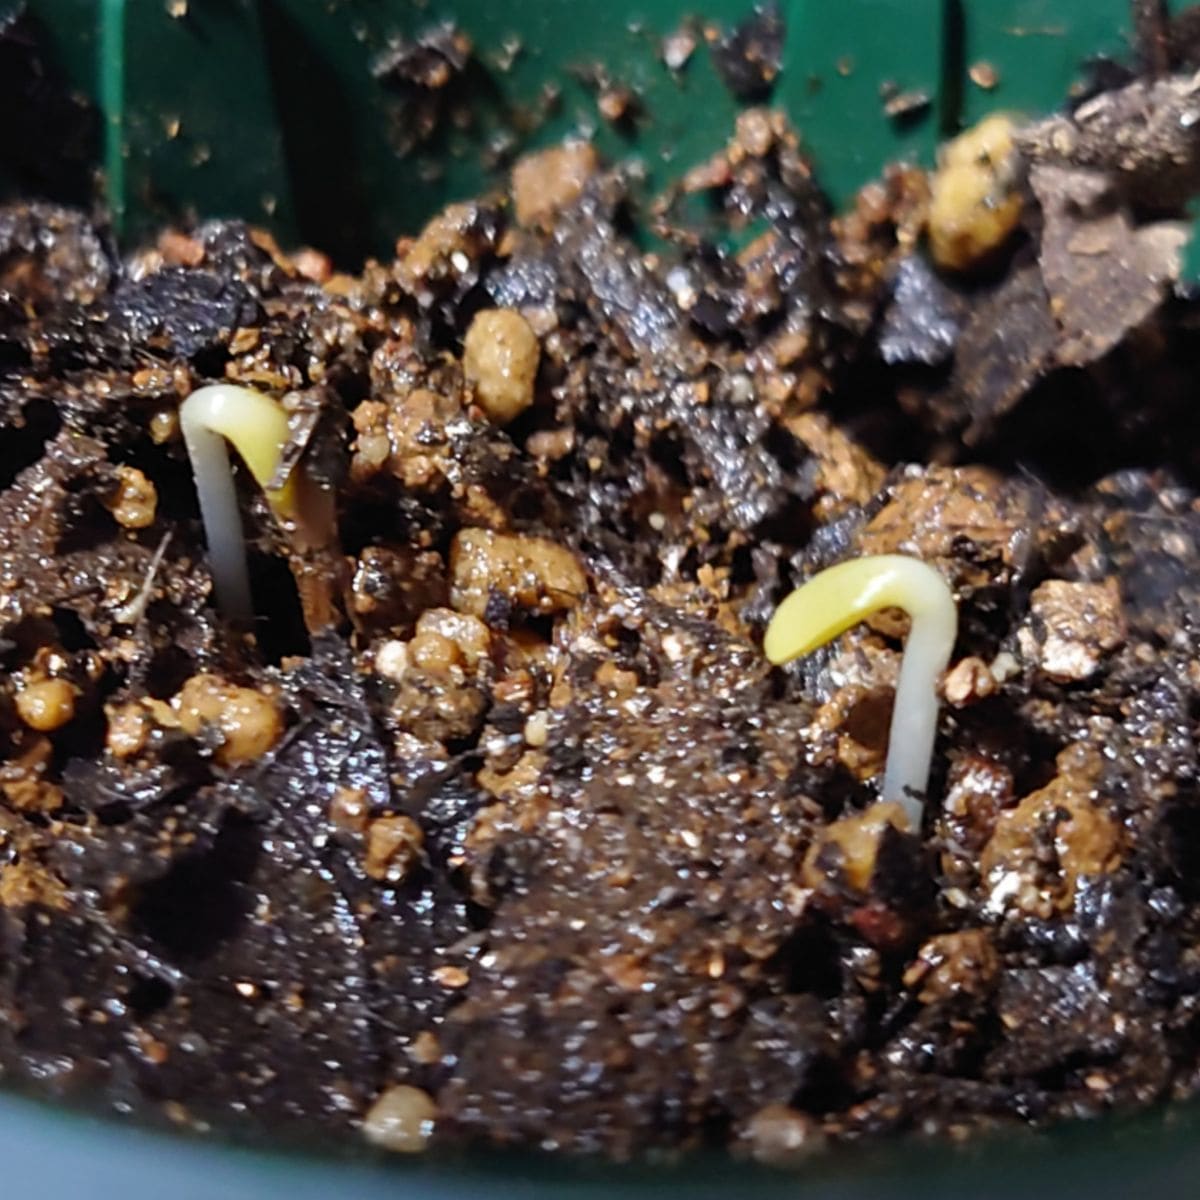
[[180, 384, 296, 621]]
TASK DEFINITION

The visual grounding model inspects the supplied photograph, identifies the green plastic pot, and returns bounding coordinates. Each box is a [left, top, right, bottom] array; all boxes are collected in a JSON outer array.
[[2, 1084, 1200, 1199], [2, 1, 1198, 1195], [6, 0, 1139, 259]]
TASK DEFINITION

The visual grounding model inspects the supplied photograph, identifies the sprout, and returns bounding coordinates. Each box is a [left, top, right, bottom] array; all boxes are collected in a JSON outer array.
[[180, 384, 300, 621], [764, 554, 957, 829]]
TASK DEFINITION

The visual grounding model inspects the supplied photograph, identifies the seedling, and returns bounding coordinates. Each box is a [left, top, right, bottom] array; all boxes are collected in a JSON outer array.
[[180, 384, 300, 621], [765, 554, 957, 828]]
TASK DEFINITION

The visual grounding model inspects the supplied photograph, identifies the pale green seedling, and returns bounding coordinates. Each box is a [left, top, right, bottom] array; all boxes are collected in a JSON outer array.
[[765, 554, 957, 828]]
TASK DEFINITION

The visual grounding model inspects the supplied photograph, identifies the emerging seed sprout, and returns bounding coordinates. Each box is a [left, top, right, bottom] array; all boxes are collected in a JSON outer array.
[[180, 384, 299, 621], [764, 554, 958, 829]]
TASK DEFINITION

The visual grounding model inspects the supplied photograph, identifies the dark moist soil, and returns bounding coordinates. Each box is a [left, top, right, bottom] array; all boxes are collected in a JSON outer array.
[[4, 65, 1200, 1169]]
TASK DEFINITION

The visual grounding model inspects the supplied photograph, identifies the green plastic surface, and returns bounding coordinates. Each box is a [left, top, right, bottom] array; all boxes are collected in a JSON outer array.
[[958, 0, 1132, 127], [105, 0, 296, 236], [5, 0, 1167, 261], [784, 0, 941, 197]]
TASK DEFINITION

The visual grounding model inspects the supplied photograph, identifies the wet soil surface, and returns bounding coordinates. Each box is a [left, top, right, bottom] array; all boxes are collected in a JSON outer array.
[[3, 67, 1200, 1166]]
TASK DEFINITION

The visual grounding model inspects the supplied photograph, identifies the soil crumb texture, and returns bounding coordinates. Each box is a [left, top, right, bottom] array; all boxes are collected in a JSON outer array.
[[4, 35, 1200, 1170]]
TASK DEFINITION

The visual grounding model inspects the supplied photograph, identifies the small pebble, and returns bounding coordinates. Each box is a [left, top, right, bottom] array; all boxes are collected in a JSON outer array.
[[1017, 578, 1125, 683], [105, 466, 158, 530], [374, 640, 409, 682], [175, 675, 284, 766], [450, 528, 587, 618], [105, 702, 150, 758], [149, 410, 179, 444], [364, 815, 424, 882], [734, 107, 775, 157], [408, 1031, 442, 1066], [329, 786, 370, 833], [661, 27, 696, 71], [16, 678, 77, 732], [740, 1104, 827, 1166], [415, 609, 492, 669], [523, 710, 549, 747], [408, 630, 462, 676], [511, 142, 597, 228], [969, 61, 999, 90], [362, 1085, 439, 1154], [929, 114, 1022, 271], [463, 308, 540, 425], [432, 965, 469, 989], [943, 656, 997, 706]]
